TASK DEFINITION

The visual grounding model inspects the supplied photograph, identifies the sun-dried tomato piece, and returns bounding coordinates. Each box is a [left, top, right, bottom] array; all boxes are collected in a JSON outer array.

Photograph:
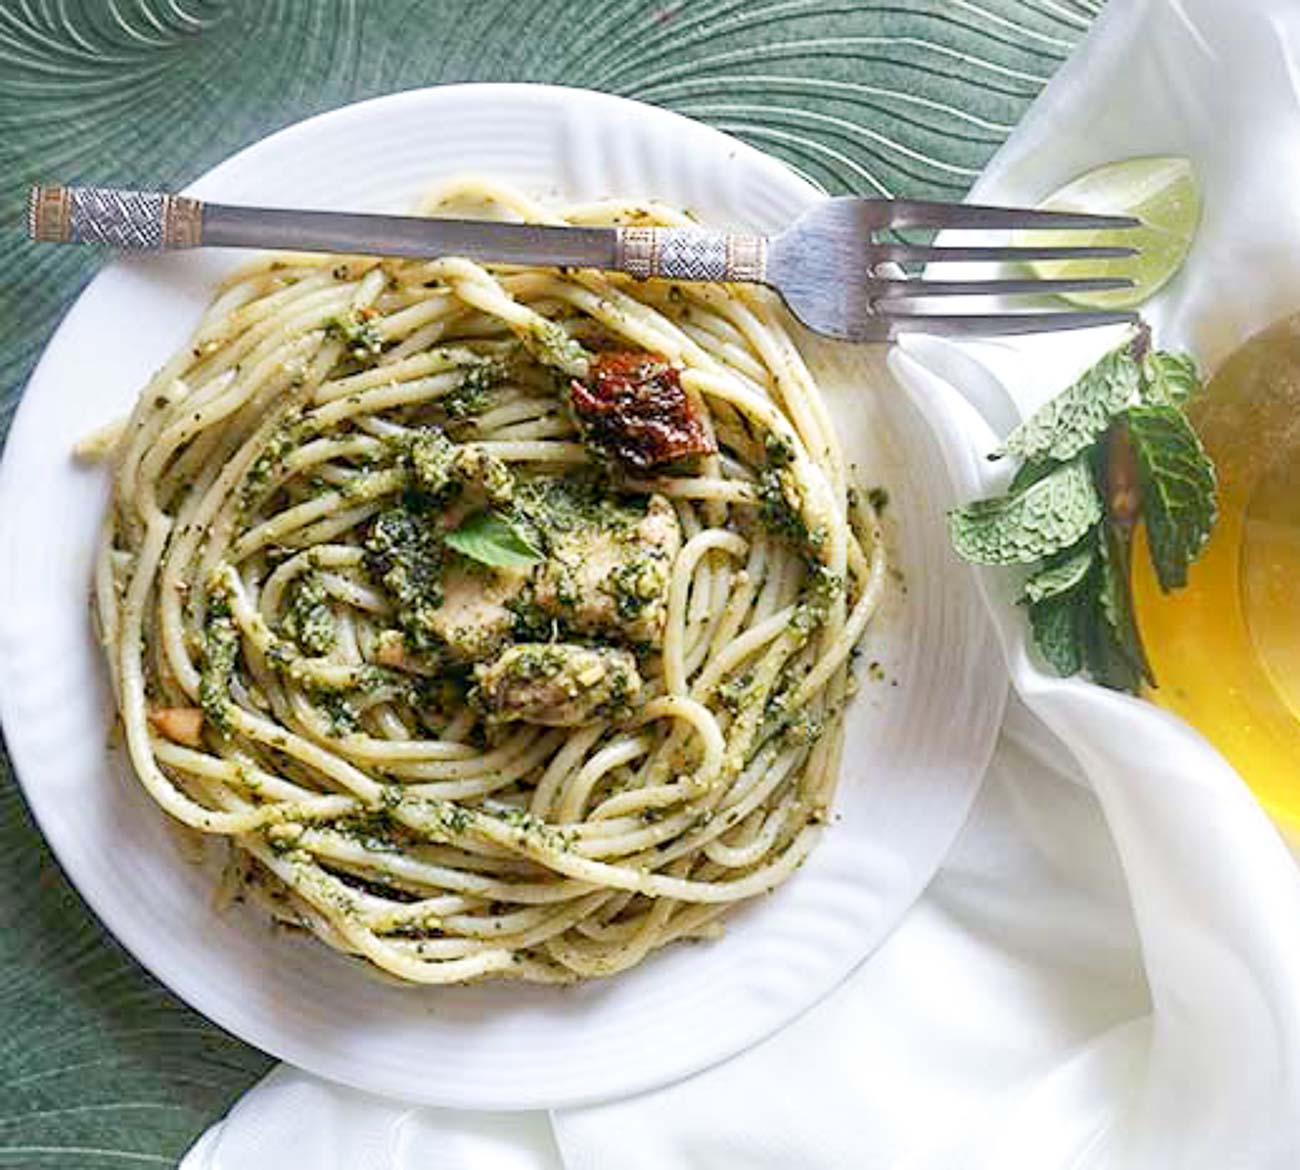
[[570, 352, 716, 471]]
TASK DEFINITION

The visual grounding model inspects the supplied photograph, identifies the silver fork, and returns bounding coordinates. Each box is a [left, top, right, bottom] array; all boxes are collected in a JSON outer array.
[[27, 184, 1139, 341]]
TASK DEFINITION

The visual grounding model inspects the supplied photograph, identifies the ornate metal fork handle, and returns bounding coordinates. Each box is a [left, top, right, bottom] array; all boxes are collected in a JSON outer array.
[[27, 184, 768, 284], [29, 185, 205, 250], [614, 226, 767, 283], [28, 183, 1141, 340]]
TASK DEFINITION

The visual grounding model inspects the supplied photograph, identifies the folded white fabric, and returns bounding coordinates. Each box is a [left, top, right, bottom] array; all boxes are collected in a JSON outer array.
[[184, 1, 1300, 1165]]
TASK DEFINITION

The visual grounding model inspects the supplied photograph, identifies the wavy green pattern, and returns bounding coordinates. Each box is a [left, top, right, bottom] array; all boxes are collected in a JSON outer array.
[[0, 1, 1095, 1163]]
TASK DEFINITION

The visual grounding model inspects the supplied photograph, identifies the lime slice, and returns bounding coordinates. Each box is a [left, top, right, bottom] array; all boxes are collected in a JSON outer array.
[[1016, 156, 1200, 309]]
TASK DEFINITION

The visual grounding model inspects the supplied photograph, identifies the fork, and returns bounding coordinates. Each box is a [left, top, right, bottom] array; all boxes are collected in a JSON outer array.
[[27, 184, 1139, 341]]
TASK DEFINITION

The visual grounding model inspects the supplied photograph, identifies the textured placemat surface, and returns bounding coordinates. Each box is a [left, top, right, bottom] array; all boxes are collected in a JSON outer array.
[[0, 2, 1096, 1164]]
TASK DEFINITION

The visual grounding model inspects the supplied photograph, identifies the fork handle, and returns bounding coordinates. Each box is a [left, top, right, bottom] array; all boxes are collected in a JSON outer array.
[[26, 184, 770, 284]]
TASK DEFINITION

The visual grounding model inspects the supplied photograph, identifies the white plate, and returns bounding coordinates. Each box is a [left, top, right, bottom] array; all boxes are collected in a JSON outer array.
[[0, 85, 1004, 1109]]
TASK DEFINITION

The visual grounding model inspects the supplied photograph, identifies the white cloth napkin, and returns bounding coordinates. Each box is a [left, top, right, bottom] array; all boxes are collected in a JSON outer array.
[[183, 1, 1300, 1165]]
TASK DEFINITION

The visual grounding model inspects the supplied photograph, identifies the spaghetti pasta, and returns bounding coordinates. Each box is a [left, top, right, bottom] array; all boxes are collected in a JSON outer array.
[[94, 178, 887, 984]]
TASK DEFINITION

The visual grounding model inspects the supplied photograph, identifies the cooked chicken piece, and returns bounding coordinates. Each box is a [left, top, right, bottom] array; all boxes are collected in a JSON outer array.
[[148, 707, 204, 747], [421, 566, 522, 662], [367, 501, 526, 665], [533, 493, 680, 644], [473, 643, 641, 726]]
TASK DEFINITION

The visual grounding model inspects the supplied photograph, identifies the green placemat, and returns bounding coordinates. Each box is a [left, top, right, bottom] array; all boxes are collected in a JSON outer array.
[[0, 2, 1097, 1164]]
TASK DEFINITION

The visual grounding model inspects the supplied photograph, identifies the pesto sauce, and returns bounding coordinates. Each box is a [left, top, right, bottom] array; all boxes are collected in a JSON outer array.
[[324, 309, 384, 363], [790, 564, 844, 636], [239, 417, 301, 513], [279, 571, 336, 656], [490, 802, 577, 852], [609, 556, 666, 622], [716, 669, 757, 715], [407, 428, 459, 497], [401, 427, 514, 507], [364, 507, 447, 656], [757, 433, 829, 563], [525, 319, 589, 376], [199, 595, 239, 733], [442, 359, 506, 420], [512, 475, 644, 541], [306, 687, 359, 736]]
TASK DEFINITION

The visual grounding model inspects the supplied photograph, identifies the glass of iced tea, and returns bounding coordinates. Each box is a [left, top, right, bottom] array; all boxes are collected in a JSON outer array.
[[1132, 314, 1300, 831]]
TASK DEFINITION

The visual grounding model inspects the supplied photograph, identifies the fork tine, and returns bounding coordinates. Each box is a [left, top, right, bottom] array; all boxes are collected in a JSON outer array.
[[875, 276, 1133, 298], [876, 309, 1138, 338], [880, 199, 1140, 232], [874, 242, 1138, 263]]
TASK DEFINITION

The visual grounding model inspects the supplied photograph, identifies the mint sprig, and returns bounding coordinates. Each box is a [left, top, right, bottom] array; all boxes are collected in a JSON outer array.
[[947, 326, 1217, 693]]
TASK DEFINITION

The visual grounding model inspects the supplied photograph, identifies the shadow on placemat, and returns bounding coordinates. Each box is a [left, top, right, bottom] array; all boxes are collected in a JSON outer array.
[[0, 0, 1094, 1162]]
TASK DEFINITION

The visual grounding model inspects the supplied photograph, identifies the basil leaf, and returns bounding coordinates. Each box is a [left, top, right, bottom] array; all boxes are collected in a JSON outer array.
[[443, 510, 544, 569], [1028, 590, 1084, 677], [947, 457, 1103, 565], [1000, 342, 1141, 464], [1125, 404, 1217, 590], [1023, 543, 1096, 604], [1140, 351, 1199, 407]]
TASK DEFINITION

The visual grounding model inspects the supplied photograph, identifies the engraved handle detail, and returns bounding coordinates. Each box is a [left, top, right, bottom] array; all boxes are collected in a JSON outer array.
[[27, 185, 203, 249], [25, 186, 769, 284], [616, 227, 768, 284]]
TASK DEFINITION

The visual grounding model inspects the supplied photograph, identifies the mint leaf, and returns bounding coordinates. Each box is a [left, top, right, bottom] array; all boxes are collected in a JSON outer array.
[[1125, 405, 1217, 590], [1026, 532, 1151, 692], [1007, 458, 1055, 495], [1140, 351, 1199, 406], [1027, 536, 1147, 692], [443, 510, 544, 570], [1098, 522, 1154, 687], [1000, 342, 1140, 463], [948, 458, 1103, 565], [1024, 543, 1095, 604], [1081, 607, 1143, 692], [1029, 590, 1084, 677], [1080, 574, 1144, 694]]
